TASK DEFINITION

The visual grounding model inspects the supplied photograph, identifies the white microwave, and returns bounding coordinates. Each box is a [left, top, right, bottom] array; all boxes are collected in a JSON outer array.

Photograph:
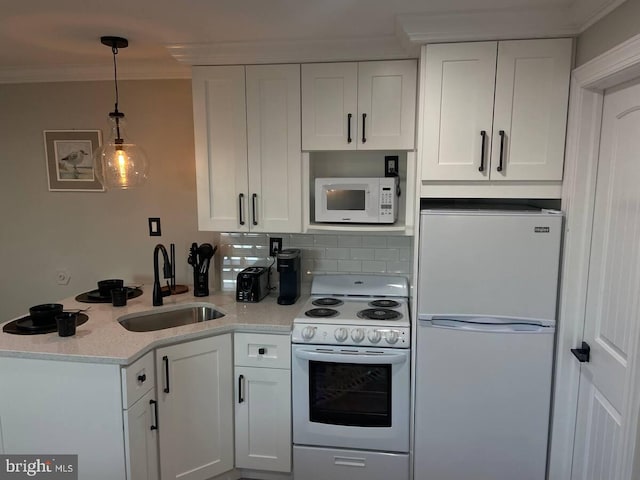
[[315, 177, 399, 224]]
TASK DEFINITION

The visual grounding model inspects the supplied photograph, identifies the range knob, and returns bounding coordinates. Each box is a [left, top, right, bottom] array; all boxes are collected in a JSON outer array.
[[334, 327, 349, 342], [351, 328, 365, 343], [385, 330, 399, 344], [301, 326, 317, 341], [368, 329, 382, 344]]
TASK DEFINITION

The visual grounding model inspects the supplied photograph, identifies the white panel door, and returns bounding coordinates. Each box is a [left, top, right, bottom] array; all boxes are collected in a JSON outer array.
[[246, 64, 301, 233], [192, 66, 249, 231], [235, 366, 291, 472], [571, 79, 640, 480], [302, 62, 358, 150], [124, 390, 159, 480], [156, 335, 233, 480], [492, 39, 571, 181], [357, 60, 417, 150], [421, 42, 497, 181]]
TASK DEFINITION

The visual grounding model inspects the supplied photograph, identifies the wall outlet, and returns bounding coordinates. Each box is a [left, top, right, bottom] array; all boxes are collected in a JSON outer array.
[[269, 237, 282, 257], [385, 155, 399, 177], [56, 269, 70, 285]]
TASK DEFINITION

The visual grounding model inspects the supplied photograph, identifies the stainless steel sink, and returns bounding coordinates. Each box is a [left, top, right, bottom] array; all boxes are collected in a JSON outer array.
[[119, 304, 225, 332]]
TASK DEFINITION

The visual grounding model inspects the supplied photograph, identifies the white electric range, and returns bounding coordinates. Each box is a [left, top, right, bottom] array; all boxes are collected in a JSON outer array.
[[291, 274, 411, 480]]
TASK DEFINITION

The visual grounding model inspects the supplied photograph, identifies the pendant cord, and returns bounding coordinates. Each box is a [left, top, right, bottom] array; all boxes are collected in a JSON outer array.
[[111, 45, 122, 141], [111, 46, 119, 114]]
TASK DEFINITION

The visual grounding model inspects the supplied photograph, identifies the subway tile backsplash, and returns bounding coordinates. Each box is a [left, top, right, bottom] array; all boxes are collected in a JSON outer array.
[[219, 233, 414, 290]]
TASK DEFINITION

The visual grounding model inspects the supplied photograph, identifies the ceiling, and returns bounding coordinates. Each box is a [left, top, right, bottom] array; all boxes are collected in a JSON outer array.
[[0, 0, 625, 83]]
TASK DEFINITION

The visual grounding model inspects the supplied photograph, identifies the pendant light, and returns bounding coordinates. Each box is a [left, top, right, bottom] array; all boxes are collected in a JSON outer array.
[[94, 36, 149, 189]]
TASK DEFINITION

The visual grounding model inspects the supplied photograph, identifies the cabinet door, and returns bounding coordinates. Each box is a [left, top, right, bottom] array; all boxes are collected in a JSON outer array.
[[302, 63, 358, 150], [491, 39, 571, 181], [192, 66, 249, 231], [357, 60, 417, 150], [124, 390, 159, 480], [246, 64, 302, 233], [421, 42, 497, 181], [235, 366, 291, 472], [156, 335, 233, 480]]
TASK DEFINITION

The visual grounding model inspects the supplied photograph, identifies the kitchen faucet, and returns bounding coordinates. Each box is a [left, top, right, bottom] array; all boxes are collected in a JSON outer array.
[[153, 244, 172, 306]]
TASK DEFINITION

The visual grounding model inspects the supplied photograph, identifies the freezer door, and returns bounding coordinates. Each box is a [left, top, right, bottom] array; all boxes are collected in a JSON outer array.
[[414, 319, 554, 480], [418, 211, 562, 320]]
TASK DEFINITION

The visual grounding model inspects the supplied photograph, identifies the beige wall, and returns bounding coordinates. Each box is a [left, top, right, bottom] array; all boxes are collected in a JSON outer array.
[[576, 0, 640, 66], [0, 79, 214, 320]]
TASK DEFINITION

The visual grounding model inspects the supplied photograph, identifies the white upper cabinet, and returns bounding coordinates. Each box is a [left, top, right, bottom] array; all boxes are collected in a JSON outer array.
[[302, 63, 358, 150], [192, 64, 302, 232], [246, 64, 302, 232], [421, 38, 571, 182], [302, 60, 417, 151]]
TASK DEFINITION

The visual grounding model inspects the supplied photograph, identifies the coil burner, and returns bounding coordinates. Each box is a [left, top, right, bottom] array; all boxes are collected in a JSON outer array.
[[357, 308, 403, 321], [369, 299, 400, 308], [312, 298, 344, 307], [305, 308, 339, 318]]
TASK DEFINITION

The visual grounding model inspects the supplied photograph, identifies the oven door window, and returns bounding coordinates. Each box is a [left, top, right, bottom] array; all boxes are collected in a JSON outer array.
[[309, 361, 391, 427]]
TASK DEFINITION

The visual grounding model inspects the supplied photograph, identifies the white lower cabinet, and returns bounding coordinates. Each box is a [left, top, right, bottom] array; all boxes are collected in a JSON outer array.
[[0, 357, 126, 480], [156, 334, 234, 480], [124, 389, 160, 480], [234, 333, 291, 473]]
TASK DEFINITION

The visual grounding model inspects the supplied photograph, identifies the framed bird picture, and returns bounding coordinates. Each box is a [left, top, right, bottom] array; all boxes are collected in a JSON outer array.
[[43, 130, 104, 191]]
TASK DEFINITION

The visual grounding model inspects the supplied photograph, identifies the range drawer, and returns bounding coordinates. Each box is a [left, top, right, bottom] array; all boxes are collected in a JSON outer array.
[[234, 333, 290, 369], [121, 351, 155, 409], [293, 446, 409, 480]]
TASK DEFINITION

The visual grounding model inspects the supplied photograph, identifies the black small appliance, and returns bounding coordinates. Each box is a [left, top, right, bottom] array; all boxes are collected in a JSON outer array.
[[236, 266, 270, 303], [277, 249, 301, 305]]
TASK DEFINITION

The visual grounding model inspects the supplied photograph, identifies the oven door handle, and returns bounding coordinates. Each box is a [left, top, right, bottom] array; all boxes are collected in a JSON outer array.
[[294, 349, 407, 365]]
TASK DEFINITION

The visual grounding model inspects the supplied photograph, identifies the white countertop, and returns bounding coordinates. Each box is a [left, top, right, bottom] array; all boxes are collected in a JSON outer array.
[[0, 289, 302, 365]]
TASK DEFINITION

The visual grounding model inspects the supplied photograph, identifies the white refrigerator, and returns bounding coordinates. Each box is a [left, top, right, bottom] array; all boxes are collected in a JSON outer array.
[[415, 209, 563, 480]]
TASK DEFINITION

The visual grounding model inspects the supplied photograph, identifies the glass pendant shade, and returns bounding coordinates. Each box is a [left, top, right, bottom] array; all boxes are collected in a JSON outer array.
[[94, 113, 149, 189]]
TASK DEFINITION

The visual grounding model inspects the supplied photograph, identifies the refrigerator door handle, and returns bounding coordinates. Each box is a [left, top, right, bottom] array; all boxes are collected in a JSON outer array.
[[419, 317, 552, 333]]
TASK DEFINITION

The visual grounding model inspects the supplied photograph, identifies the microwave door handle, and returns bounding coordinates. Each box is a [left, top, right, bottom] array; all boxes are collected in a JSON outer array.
[[294, 349, 407, 365]]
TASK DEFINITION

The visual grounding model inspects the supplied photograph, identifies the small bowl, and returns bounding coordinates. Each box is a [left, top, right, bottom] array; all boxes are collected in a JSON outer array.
[[97, 279, 124, 297], [29, 303, 64, 326]]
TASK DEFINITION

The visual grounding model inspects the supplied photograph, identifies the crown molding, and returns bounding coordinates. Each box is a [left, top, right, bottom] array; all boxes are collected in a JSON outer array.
[[0, 62, 190, 84], [167, 35, 418, 66], [396, 7, 580, 45], [570, 0, 629, 32]]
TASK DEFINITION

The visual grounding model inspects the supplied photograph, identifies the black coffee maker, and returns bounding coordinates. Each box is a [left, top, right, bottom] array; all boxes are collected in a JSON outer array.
[[277, 249, 301, 305]]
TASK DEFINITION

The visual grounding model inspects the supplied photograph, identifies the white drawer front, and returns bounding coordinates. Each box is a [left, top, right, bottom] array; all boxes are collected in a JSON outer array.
[[122, 351, 155, 409], [293, 446, 409, 480], [234, 333, 291, 369]]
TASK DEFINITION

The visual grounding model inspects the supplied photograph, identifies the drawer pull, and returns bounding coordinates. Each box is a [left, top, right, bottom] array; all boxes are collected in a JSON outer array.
[[137, 373, 146, 383], [334, 456, 366, 468], [258, 347, 266, 355]]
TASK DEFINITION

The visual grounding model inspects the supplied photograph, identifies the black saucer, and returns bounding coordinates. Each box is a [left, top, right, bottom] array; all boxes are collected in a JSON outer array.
[[3, 313, 89, 335], [75, 287, 143, 303]]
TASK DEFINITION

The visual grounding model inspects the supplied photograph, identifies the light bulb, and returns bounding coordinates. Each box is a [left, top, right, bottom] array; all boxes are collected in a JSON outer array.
[[94, 114, 149, 189]]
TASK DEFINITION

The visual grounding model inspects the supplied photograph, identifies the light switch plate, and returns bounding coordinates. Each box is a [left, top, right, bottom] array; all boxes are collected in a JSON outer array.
[[148, 218, 161, 236]]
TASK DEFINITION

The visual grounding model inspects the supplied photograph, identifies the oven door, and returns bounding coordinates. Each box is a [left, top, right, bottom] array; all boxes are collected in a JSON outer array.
[[292, 344, 410, 452]]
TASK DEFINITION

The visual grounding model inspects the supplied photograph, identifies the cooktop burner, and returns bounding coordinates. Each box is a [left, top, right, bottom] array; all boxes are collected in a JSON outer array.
[[357, 308, 403, 321], [312, 297, 344, 307], [305, 308, 339, 318], [369, 299, 400, 308]]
